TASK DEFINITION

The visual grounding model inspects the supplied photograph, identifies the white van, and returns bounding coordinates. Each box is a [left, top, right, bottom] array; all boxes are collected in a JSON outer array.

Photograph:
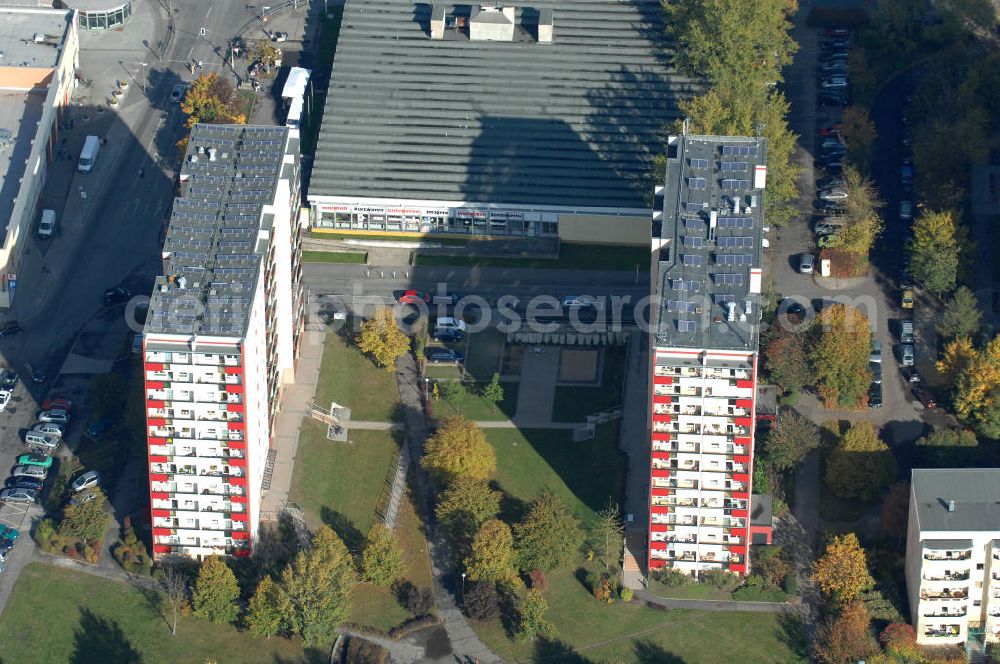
[[38, 209, 56, 238], [78, 135, 100, 173]]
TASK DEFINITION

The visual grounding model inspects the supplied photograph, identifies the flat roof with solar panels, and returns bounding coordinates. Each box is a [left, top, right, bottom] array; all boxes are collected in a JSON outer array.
[[653, 135, 768, 350], [145, 124, 295, 339]]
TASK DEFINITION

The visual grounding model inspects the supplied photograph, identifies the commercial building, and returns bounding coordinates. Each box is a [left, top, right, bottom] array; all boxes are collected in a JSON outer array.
[[143, 124, 304, 560], [647, 134, 769, 577], [0, 6, 78, 308], [60, 0, 132, 30], [906, 469, 1000, 647], [308, 0, 697, 245]]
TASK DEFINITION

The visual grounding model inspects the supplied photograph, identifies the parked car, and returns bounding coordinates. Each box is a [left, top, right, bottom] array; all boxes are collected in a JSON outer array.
[[0, 488, 36, 504], [901, 164, 914, 186], [32, 422, 64, 437], [799, 254, 815, 274], [870, 361, 883, 384], [818, 91, 849, 107], [16, 453, 51, 468], [562, 295, 598, 309], [781, 299, 807, 320], [24, 431, 59, 452], [0, 390, 11, 413], [818, 234, 840, 249], [11, 465, 47, 480], [69, 491, 99, 507], [899, 319, 915, 344], [901, 289, 914, 309], [38, 409, 69, 424], [170, 83, 188, 103], [432, 329, 464, 343], [821, 76, 849, 89], [85, 417, 114, 438], [869, 383, 883, 409], [27, 364, 45, 384], [903, 366, 921, 384], [0, 371, 17, 391], [102, 287, 131, 306], [430, 292, 464, 306], [913, 386, 937, 409], [70, 470, 100, 493], [5, 478, 43, 492], [900, 200, 914, 221], [394, 289, 430, 305], [434, 317, 467, 333], [818, 188, 849, 201], [425, 348, 464, 364], [0, 525, 19, 540], [813, 223, 841, 237], [870, 340, 882, 363], [815, 200, 847, 214], [824, 27, 851, 38], [900, 344, 915, 367], [271, 31, 288, 42], [41, 397, 72, 412], [819, 144, 847, 158], [817, 176, 845, 189], [37, 209, 56, 238]]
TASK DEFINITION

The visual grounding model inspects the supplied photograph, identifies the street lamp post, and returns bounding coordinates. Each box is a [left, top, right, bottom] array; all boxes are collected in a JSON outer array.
[[137, 61, 148, 94], [461, 572, 466, 604]]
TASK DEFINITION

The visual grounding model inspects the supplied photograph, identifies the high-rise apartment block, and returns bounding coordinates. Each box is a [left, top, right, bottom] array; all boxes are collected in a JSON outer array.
[[647, 134, 768, 577], [143, 124, 304, 560]]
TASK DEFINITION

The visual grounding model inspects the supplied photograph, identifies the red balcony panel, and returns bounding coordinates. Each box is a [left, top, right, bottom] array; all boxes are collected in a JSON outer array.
[[734, 455, 751, 464], [651, 487, 671, 497], [150, 473, 168, 482], [734, 436, 752, 445], [153, 544, 172, 555], [228, 421, 246, 431], [651, 451, 671, 460], [146, 400, 165, 408], [649, 540, 667, 550], [652, 433, 674, 442], [226, 403, 244, 412], [735, 399, 753, 408], [229, 476, 248, 487], [651, 413, 671, 423], [651, 469, 671, 479], [152, 526, 173, 537], [151, 508, 171, 518], [729, 563, 747, 575], [650, 505, 670, 515], [652, 394, 673, 404], [145, 363, 164, 372], [228, 456, 248, 467], [653, 375, 673, 385], [232, 531, 250, 540], [732, 472, 750, 484], [150, 491, 169, 500], [650, 523, 668, 533], [147, 420, 167, 429], [148, 455, 168, 464], [731, 509, 749, 518], [234, 547, 252, 558], [223, 366, 243, 375], [735, 379, 754, 389], [232, 512, 249, 522], [146, 381, 164, 390], [227, 440, 247, 450], [649, 559, 667, 569], [729, 543, 746, 554], [730, 490, 750, 500], [734, 417, 753, 427], [147, 437, 167, 446], [225, 384, 243, 394], [230, 494, 248, 503]]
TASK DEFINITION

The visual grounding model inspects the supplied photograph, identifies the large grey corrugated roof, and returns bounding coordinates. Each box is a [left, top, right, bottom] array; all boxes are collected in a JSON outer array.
[[311, 0, 698, 209], [912, 469, 1000, 533]]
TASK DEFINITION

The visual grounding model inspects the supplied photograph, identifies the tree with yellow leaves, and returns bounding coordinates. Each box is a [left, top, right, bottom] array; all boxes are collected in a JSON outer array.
[[356, 307, 410, 372], [937, 336, 976, 388], [811, 533, 874, 605], [840, 106, 877, 171], [808, 304, 872, 408], [908, 209, 960, 294], [422, 416, 496, 485], [953, 335, 1000, 424], [825, 420, 896, 501]]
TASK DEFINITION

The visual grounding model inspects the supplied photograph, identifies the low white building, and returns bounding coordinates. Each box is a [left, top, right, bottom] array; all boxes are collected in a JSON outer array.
[[906, 469, 1000, 647]]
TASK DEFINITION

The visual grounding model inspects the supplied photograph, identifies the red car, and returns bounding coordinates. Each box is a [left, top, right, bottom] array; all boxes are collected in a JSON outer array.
[[819, 125, 842, 138], [41, 398, 72, 412], [395, 290, 430, 305], [912, 386, 937, 409]]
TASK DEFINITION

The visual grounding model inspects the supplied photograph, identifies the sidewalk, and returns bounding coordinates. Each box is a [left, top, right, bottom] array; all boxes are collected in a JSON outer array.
[[617, 330, 650, 590]]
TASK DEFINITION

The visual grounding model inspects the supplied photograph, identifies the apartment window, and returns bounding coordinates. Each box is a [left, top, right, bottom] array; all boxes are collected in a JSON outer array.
[[978, 563, 985, 570], [975, 600, 982, 607]]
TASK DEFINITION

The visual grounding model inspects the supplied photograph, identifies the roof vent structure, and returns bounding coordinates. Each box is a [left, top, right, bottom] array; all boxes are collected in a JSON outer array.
[[538, 8, 554, 43], [429, 4, 445, 39], [469, 5, 515, 42], [948, 500, 956, 513]]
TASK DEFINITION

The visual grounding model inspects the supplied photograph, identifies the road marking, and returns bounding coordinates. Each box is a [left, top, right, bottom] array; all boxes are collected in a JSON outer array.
[[206, 6, 213, 19], [187, 46, 194, 61]]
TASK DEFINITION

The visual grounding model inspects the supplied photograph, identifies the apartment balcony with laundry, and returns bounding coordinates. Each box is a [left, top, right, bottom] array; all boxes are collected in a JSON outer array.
[[922, 625, 962, 639], [924, 550, 972, 561], [920, 589, 969, 601], [921, 570, 970, 583], [922, 607, 968, 618]]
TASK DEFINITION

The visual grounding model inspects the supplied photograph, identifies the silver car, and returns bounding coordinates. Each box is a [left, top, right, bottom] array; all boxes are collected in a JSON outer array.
[[71, 470, 100, 493], [0, 488, 37, 504], [38, 409, 69, 424], [31, 422, 64, 437], [11, 465, 46, 480], [900, 344, 915, 367]]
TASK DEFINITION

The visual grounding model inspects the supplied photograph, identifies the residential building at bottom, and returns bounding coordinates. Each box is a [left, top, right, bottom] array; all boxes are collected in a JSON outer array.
[[906, 469, 1000, 646], [143, 124, 304, 560]]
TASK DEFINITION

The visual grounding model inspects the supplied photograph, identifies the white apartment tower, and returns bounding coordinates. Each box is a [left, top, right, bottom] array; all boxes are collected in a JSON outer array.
[[144, 124, 304, 560], [906, 469, 1000, 647], [647, 135, 770, 577]]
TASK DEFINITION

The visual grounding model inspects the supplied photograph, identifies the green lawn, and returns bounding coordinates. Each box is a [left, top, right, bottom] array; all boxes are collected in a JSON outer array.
[[0, 563, 316, 664], [289, 422, 400, 551], [349, 583, 412, 632], [413, 243, 649, 271], [427, 379, 518, 421], [301, 250, 368, 264], [552, 347, 628, 422], [473, 567, 807, 663], [646, 579, 735, 601], [487, 425, 625, 527], [314, 332, 400, 422], [464, 327, 507, 381]]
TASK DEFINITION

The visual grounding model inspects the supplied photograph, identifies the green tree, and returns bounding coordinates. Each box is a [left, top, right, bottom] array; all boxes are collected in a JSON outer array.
[[811, 533, 875, 605], [435, 477, 501, 551], [825, 421, 896, 501], [514, 492, 584, 572], [465, 519, 515, 583], [280, 525, 356, 646], [59, 487, 110, 544], [589, 501, 625, 573], [192, 556, 240, 625], [360, 524, 405, 587], [908, 209, 960, 293], [421, 416, 496, 484], [246, 575, 288, 638], [356, 307, 410, 372], [516, 588, 554, 640], [764, 330, 809, 394], [835, 167, 884, 255], [917, 428, 980, 467], [439, 380, 465, 413], [809, 304, 872, 408], [250, 40, 281, 67], [180, 73, 244, 126], [482, 373, 505, 414], [937, 286, 982, 341], [763, 410, 820, 471]]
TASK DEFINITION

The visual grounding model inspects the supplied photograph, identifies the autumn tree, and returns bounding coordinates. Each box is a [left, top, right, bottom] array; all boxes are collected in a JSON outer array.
[[515, 589, 554, 640], [250, 40, 281, 67], [917, 428, 979, 467], [279, 525, 356, 646], [764, 330, 809, 394], [435, 477, 501, 552], [356, 307, 410, 371], [809, 304, 872, 408], [192, 556, 240, 625], [880, 482, 910, 545], [937, 286, 982, 342], [465, 519, 515, 583], [880, 623, 921, 661], [840, 106, 878, 171], [953, 335, 1000, 429], [811, 533, 874, 605], [825, 421, 896, 501], [835, 167, 884, 255], [908, 209, 960, 293], [161, 566, 190, 636], [180, 73, 245, 127], [813, 601, 878, 664], [763, 410, 820, 471], [589, 501, 625, 573], [246, 575, 288, 638], [937, 336, 977, 388], [422, 416, 496, 484], [514, 492, 584, 572], [360, 524, 405, 587], [482, 373, 505, 414], [59, 487, 110, 544]]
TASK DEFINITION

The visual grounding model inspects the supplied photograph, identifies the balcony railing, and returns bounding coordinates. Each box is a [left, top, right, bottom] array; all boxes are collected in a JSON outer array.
[[921, 590, 968, 600], [924, 552, 972, 561], [923, 572, 970, 582], [924, 609, 967, 618], [923, 627, 961, 638]]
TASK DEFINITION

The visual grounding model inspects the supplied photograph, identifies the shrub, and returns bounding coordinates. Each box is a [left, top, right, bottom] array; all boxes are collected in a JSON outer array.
[[698, 569, 738, 589], [593, 577, 615, 604], [880, 623, 920, 660], [84, 546, 96, 563], [528, 569, 547, 592], [653, 568, 692, 587], [783, 573, 798, 596], [584, 570, 602, 592], [344, 636, 389, 664], [620, 586, 633, 602], [401, 583, 433, 615], [64, 545, 77, 558], [463, 580, 500, 622]]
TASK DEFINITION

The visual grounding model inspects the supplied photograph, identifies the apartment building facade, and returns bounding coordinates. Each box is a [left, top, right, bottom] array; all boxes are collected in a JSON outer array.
[[143, 124, 304, 560], [647, 135, 769, 577], [906, 469, 1000, 646]]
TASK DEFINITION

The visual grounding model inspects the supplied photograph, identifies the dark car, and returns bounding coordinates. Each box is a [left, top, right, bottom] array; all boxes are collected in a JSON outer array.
[[432, 329, 464, 343], [0, 321, 21, 337], [425, 348, 465, 364], [814, 200, 847, 214], [818, 91, 849, 107], [870, 361, 882, 384], [85, 416, 115, 438], [5, 477, 43, 492], [103, 287, 131, 306], [0, 370, 17, 391], [431, 292, 464, 306], [869, 383, 883, 409], [780, 299, 807, 321], [913, 386, 937, 409], [0, 537, 14, 554]]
